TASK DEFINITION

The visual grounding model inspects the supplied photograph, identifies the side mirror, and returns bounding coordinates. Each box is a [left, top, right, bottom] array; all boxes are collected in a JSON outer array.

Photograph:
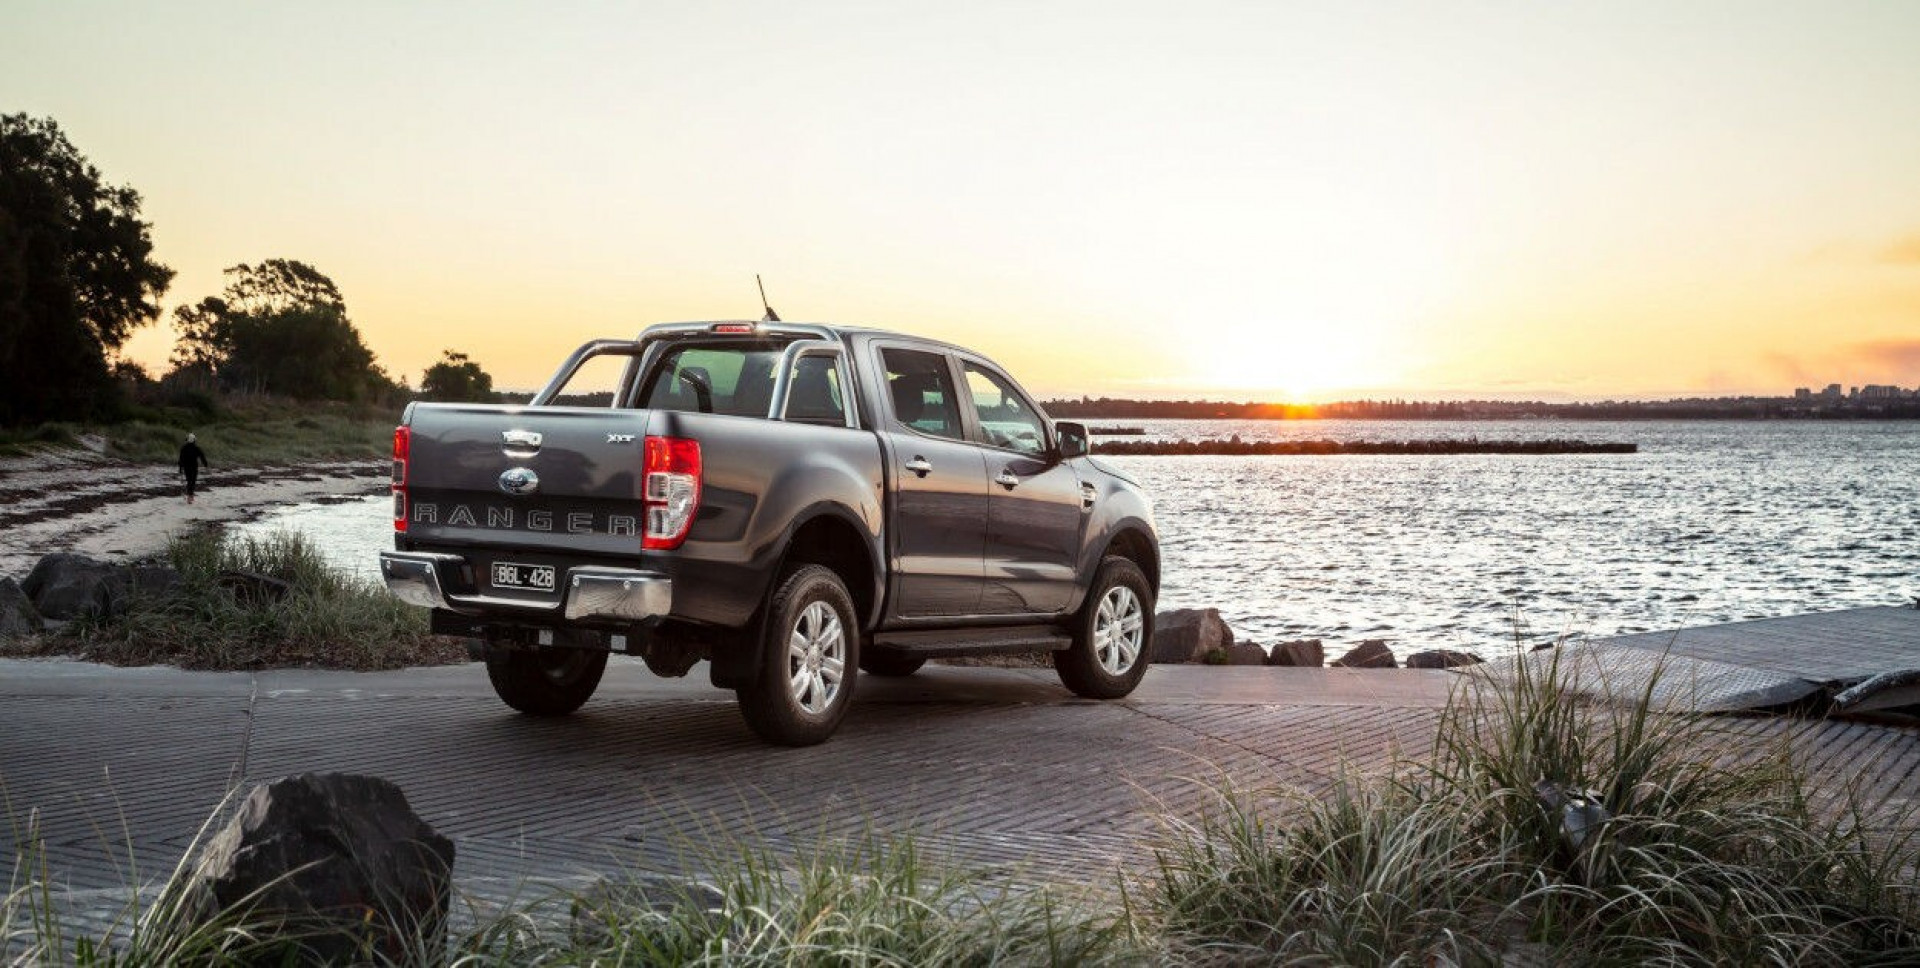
[[1055, 421, 1089, 459]]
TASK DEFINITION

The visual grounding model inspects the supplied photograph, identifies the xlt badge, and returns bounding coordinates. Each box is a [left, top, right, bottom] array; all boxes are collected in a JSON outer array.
[[607, 433, 636, 444]]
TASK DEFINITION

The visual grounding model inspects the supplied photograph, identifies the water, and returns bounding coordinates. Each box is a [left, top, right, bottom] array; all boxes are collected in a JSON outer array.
[[238, 420, 1920, 659]]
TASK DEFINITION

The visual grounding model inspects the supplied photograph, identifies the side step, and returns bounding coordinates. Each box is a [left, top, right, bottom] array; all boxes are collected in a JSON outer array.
[[869, 625, 1073, 659]]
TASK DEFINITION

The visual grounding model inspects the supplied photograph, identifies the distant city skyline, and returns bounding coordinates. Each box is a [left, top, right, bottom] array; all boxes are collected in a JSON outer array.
[[7, 2, 1918, 401]]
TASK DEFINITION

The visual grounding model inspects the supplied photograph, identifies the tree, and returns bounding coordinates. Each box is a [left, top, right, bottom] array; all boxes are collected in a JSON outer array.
[[419, 350, 497, 402], [0, 113, 174, 424], [171, 260, 397, 401]]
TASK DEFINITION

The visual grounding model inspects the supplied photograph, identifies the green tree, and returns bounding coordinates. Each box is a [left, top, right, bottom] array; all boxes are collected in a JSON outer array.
[[419, 350, 497, 402], [171, 260, 397, 401], [0, 113, 174, 424]]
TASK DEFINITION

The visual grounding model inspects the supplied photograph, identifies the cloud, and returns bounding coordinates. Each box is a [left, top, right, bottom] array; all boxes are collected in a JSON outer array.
[[1850, 339, 1920, 382], [1881, 236, 1920, 265]]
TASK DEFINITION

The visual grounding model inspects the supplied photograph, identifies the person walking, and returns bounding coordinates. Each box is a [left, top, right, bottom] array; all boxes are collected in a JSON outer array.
[[178, 433, 209, 504]]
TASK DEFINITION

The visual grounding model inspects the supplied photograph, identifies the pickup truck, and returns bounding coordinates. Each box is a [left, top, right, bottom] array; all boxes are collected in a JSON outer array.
[[380, 321, 1161, 745]]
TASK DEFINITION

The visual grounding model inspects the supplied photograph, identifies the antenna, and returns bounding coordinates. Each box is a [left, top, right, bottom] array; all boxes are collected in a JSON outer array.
[[756, 274, 780, 322]]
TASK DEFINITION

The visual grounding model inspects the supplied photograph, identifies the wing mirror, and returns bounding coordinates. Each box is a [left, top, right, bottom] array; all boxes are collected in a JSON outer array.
[[1055, 421, 1089, 459]]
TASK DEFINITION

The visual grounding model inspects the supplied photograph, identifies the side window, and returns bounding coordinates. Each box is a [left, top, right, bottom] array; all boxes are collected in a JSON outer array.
[[637, 344, 782, 416], [962, 362, 1048, 456], [881, 348, 965, 440], [784, 355, 847, 426]]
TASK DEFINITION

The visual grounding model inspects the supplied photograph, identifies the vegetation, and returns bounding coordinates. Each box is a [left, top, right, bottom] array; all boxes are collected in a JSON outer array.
[[419, 350, 499, 403], [7, 652, 1916, 964], [0, 397, 398, 463], [0, 112, 174, 425], [7, 530, 464, 670], [1152, 653, 1920, 964], [170, 260, 400, 402]]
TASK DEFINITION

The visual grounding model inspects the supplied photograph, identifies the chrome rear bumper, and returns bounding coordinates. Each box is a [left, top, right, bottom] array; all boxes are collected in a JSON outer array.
[[378, 551, 672, 622]]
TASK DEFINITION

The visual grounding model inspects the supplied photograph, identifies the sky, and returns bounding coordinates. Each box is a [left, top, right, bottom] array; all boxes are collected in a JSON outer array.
[[6, 1, 1920, 401]]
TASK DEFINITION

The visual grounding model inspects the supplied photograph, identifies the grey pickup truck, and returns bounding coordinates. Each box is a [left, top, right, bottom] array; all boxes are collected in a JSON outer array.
[[380, 321, 1160, 745]]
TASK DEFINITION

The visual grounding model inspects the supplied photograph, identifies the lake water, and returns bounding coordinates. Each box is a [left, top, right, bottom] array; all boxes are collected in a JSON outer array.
[[238, 420, 1920, 659]]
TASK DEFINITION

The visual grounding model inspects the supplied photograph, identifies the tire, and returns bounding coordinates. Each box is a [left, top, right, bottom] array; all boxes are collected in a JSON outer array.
[[736, 564, 861, 746], [859, 651, 927, 678], [1054, 556, 1154, 699], [485, 646, 608, 717]]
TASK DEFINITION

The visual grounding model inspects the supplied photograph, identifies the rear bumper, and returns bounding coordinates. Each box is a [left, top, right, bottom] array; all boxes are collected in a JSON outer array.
[[378, 551, 672, 622]]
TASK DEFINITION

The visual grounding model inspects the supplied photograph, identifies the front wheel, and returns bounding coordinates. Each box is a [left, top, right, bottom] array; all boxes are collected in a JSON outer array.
[[486, 646, 608, 717], [736, 564, 860, 746], [1054, 557, 1153, 699]]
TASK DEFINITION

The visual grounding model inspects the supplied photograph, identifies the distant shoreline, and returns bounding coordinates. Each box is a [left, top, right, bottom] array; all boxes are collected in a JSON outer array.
[[1095, 438, 1637, 456], [1047, 398, 1920, 421]]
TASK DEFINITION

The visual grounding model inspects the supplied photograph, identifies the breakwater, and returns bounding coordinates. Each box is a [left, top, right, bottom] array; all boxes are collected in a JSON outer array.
[[1096, 437, 1638, 456]]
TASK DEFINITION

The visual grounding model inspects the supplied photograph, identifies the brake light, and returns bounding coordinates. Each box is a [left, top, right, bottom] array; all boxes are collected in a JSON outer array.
[[642, 435, 701, 549], [711, 322, 756, 334], [392, 425, 410, 533]]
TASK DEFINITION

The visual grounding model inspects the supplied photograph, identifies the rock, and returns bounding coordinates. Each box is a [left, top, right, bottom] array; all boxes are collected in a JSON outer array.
[[185, 773, 454, 963], [1330, 639, 1396, 668], [217, 570, 292, 606], [94, 565, 184, 618], [1151, 608, 1234, 664], [0, 578, 43, 637], [21, 553, 119, 619], [1406, 649, 1483, 670], [1266, 638, 1324, 667], [1206, 640, 1268, 666], [571, 875, 726, 946]]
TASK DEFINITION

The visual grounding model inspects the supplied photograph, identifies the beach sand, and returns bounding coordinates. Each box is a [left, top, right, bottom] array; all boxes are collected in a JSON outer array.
[[0, 449, 385, 578]]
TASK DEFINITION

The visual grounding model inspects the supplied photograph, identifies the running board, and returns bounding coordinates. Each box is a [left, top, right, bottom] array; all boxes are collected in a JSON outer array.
[[869, 625, 1073, 659]]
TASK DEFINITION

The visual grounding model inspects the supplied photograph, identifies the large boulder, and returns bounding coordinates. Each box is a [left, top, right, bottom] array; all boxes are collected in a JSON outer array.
[[95, 565, 184, 618], [1207, 640, 1269, 666], [0, 578, 43, 637], [185, 773, 454, 963], [1152, 608, 1234, 664], [1266, 638, 1324, 667], [1406, 649, 1484, 670], [21, 553, 119, 619], [1330, 639, 1397, 668]]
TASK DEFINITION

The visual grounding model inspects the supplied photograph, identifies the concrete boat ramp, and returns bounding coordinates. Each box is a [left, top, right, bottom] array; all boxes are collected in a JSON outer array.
[[1484, 604, 1920, 715], [3, 605, 1918, 932]]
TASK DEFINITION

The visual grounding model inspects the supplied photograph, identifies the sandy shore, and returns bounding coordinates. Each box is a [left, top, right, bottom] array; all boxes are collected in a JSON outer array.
[[0, 449, 385, 578]]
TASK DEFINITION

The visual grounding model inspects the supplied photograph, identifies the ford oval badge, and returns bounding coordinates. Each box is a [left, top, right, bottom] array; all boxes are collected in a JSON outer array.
[[498, 467, 539, 496]]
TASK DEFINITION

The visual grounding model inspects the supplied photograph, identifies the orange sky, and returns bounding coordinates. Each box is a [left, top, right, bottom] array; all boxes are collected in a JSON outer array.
[[8, 1, 1919, 400]]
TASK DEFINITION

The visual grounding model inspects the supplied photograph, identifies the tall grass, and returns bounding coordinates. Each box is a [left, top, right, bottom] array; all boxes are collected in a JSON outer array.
[[7, 819, 1141, 967], [1152, 651, 1920, 965], [49, 529, 463, 670]]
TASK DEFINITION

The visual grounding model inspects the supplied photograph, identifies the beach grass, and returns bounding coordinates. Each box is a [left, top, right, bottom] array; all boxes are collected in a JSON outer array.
[[1149, 651, 1920, 964], [14, 529, 465, 671], [0, 398, 396, 464]]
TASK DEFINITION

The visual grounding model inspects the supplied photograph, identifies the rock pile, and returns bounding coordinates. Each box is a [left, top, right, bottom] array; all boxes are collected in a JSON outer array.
[[1149, 613, 1483, 670], [12, 552, 182, 624]]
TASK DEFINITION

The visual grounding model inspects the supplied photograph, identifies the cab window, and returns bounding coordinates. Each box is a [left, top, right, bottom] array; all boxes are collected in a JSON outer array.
[[636, 342, 785, 416], [962, 362, 1048, 455], [881, 348, 965, 440]]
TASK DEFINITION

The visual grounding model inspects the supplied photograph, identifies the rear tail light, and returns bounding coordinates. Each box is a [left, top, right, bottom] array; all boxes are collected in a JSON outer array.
[[642, 435, 701, 549], [392, 425, 410, 533]]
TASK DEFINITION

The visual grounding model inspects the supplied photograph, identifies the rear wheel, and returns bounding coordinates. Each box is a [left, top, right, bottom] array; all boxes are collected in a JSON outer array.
[[859, 651, 927, 677], [736, 564, 860, 746], [1054, 556, 1153, 699], [486, 646, 608, 716]]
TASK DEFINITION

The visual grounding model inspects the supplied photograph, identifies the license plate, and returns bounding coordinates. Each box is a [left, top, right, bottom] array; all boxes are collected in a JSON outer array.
[[491, 562, 555, 592]]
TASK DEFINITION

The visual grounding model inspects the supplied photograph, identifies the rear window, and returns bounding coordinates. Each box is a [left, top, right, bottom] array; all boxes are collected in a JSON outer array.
[[636, 340, 790, 417]]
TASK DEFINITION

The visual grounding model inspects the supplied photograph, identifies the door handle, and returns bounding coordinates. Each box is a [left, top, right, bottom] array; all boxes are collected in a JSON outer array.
[[995, 469, 1020, 490], [904, 456, 933, 478], [1080, 482, 1097, 510]]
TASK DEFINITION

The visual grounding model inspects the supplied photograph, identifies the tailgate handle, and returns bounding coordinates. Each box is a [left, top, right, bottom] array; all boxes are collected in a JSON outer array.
[[903, 456, 933, 478], [502, 429, 542, 454]]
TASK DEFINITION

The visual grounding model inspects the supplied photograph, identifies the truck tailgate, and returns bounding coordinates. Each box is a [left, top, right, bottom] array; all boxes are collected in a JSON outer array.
[[403, 403, 652, 558]]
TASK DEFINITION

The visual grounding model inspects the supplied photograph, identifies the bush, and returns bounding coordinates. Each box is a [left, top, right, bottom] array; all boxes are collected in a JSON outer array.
[[1152, 652, 1920, 964], [51, 529, 463, 670]]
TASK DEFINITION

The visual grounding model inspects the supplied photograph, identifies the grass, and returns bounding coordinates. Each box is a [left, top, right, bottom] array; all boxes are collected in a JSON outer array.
[[1151, 650, 1920, 965], [5, 818, 1142, 967], [5, 529, 465, 670], [0, 397, 395, 463]]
